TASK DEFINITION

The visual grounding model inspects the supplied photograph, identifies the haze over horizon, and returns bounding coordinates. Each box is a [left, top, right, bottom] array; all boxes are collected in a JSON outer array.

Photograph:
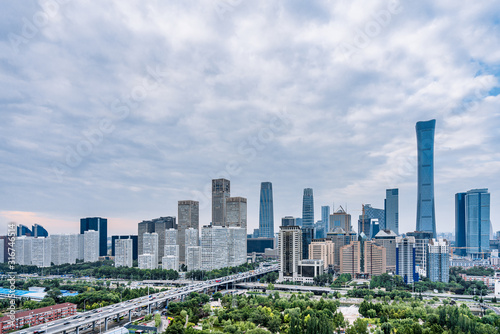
[[1, 0, 499, 237]]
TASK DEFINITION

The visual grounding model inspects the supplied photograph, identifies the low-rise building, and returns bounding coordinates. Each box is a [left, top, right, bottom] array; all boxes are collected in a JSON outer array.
[[0, 303, 76, 333]]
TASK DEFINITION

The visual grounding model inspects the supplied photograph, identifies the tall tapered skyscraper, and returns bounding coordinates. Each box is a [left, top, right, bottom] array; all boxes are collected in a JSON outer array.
[[259, 182, 274, 238], [416, 119, 436, 238], [302, 188, 314, 228]]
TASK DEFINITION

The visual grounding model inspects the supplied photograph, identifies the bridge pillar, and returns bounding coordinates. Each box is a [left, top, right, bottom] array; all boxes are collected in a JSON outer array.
[[76, 327, 79, 334], [181, 294, 185, 302], [105, 317, 109, 331], [92, 321, 96, 330], [148, 304, 152, 314], [117, 313, 120, 322], [204, 288, 207, 294], [129, 310, 132, 322]]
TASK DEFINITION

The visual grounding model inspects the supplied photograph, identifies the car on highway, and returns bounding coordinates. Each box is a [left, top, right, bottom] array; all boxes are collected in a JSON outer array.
[[63, 321, 71, 325]]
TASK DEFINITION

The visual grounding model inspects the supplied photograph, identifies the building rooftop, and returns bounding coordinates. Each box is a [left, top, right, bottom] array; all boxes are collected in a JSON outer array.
[[374, 230, 398, 238], [0, 303, 76, 322]]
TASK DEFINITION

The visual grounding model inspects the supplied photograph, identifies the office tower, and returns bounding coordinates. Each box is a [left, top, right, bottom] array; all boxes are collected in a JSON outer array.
[[302, 227, 314, 259], [321, 206, 330, 233], [327, 228, 358, 271], [308, 239, 335, 270], [17, 224, 32, 237], [385, 189, 399, 234], [427, 239, 449, 283], [212, 178, 230, 226], [138, 220, 155, 256], [142, 232, 159, 268], [227, 227, 247, 267], [162, 255, 179, 270], [330, 207, 352, 232], [15, 237, 32, 265], [416, 119, 437, 238], [359, 204, 385, 234], [226, 197, 247, 229], [138, 254, 156, 270], [252, 229, 260, 238], [115, 239, 133, 268], [80, 217, 108, 257], [259, 182, 274, 238], [247, 238, 275, 253], [302, 188, 314, 228], [455, 189, 491, 257], [282, 216, 296, 227], [370, 219, 380, 239], [278, 225, 302, 282], [164, 244, 179, 257], [314, 221, 324, 239], [31, 237, 51, 268], [298, 260, 325, 283], [165, 228, 178, 246], [51, 234, 80, 265], [396, 236, 418, 284], [295, 218, 303, 227], [185, 228, 199, 257], [363, 241, 386, 277], [186, 246, 202, 271], [178, 200, 199, 264], [406, 231, 433, 275], [32, 224, 48, 237], [373, 230, 397, 272], [111, 236, 138, 260], [201, 225, 229, 271], [340, 241, 361, 276], [153, 216, 177, 263], [84, 230, 100, 262]]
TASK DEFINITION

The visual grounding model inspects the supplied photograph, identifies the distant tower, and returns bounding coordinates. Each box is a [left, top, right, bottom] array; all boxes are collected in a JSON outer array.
[[302, 188, 314, 228], [385, 189, 399, 235], [415, 119, 437, 238], [259, 182, 274, 238], [212, 179, 230, 226], [178, 200, 199, 264], [80, 217, 108, 257]]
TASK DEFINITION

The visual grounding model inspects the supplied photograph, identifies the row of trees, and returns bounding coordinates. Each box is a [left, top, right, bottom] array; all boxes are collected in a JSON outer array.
[[185, 262, 259, 281]]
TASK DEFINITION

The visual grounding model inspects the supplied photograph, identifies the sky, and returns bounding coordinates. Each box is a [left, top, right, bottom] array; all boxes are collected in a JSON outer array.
[[0, 0, 499, 237]]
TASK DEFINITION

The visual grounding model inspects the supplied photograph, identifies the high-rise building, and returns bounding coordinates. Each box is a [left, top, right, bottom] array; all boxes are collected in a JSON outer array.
[[282, 216, 296, 227], [385, 189, 399, 234], [17, 224, 32, 237], [330, 207, 351, 232], [295, 218, 303, 227], [456, 189, 491, 258], [227, 227, 247, 267], [162, 255, 179, 271], [0, 239, 4, 264], [201, 225, 229, 271], [51, 234, 80, 265], [111, 236, 138, 260], [308, 239, 335, 270], [165, 229, 177, 246], [360, 204, 385, 234], [427, 238, 449, 283], [406, 231, 433, 276], [327, 228, 358, 271], [115, 239, 133, 268], [84, 230, 100, 263], [302, 227, 314, 260], [80, 217, 108, 257], [321, 206, 330, 233], [31, 237, 51, 268], [138, 220, 155, 257], [302, 188, 314, 228], [226, 197, 247, 229], [373, 229, 398, 273], [212, 178, 230, 226], [185, 228, 199, 256], [340, 241, 361, 276], [186, 246, 202, 271], [278, 225, 302, 282], [415, 119, 437, 238], [15, 237, 32, 265], [396, 236, 418, 284], [138, 254, 156, 270], [363, 241, 386, 277], [153, 216, 177, 263], [259, 182, 274, 238], [32, 224, 48, 237], [178, 200, 199, 264], [142, 232, 159, 269]]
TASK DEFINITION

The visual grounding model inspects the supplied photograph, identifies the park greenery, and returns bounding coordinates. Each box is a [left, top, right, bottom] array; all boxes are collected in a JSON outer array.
[[185, 262, 259, 281]]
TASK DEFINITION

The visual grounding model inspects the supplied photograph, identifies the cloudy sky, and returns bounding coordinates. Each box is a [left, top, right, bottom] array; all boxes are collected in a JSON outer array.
[[1, 0, 499, 237]]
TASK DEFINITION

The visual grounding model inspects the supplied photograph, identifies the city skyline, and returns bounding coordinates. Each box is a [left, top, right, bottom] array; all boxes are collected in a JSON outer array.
[[1, 1, 499, 236]]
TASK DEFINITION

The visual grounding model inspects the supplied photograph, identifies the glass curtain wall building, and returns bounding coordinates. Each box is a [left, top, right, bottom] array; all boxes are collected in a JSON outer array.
[[258, 182, 274, 238], [415, 119, 437, 238], [302, 188, 314, 228]]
